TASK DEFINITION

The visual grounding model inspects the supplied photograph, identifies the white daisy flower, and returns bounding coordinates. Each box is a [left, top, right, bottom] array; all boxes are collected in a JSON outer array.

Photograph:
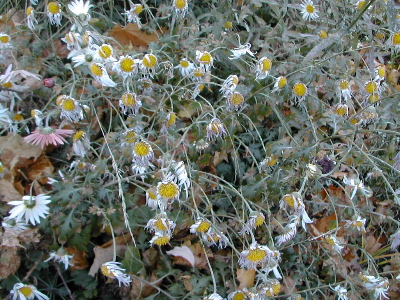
[[300, 0, 319, 21], [123, 2, 143, 27], [140, 53, 158, 77], [275, 218, 298, 246], [26, 7, 38, 30], [149, 231, 171, 246], [72, 130, 90, 157], [93, 44, 116, 62], [10, 283, 49, 300], [239, 242, 280, 270], [58, 96, 83, 122], [156, 180, 180, 210], [8, 194, 51, 226], [44, 248, 74, 270], [206, 118, 227, 141], [101, 262, 132, 286], [145, 187, 158, 210], [190, 218, 212, 235], [390, 229, 400, 251], [119, 92, 142, 115], [325, 235, 344, 253], [229, 42, 255, 59], [47, 2, 63, 26], [173, 0, 189, 17], [165, 161, 190, 192], [220, 75, 239, 97], [0, 32, 11, 49], [331, 285, 348, 300], [272, 76, 288, 93], [2, 217, 28, 231], [255, 57, 272, 80], [203, 293, 224, 300], [338, 79, 352, 102], [389, 31, 400, 53], [202, 229, 229, 249], [345, 216, 366, 233], [132, 140, 154, 167], [113, 55, 139, 79], [68, 0, 93, 32], [89, 63, 116, 87], [146, 213, 176, 235], [196, 50, 213, 71], [176, 58, 195, 77], [343, 175, 372, 199]]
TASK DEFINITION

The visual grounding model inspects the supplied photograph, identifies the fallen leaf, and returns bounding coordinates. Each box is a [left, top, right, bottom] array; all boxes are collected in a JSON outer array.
[[66, 247, 88, 271], [108, 23, 158, 48], [166, 246, 195, 267], [180, 275, 193, 291], [130, 272, 160, 299], [88, 234, 132, 276], [0, 179, 22, 203], [0, 247, 20, 279], [237, 268, 255, 289], [25, 155, 54, 185]]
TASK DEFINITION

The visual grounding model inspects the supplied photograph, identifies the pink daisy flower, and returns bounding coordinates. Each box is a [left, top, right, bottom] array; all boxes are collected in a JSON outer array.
[[24, 127, 74, 148]]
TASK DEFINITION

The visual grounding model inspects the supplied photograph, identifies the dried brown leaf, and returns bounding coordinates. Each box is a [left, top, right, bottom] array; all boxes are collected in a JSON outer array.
[[130, 272, 160, 299], [0, 247, 20, 278], [167, 246, 195, 268], [66, 247, 88, 271], [26, 155, 54, 185], [108, 24, 158, 48], [237, 268, 255, 289], [0, 179, 22, 203]]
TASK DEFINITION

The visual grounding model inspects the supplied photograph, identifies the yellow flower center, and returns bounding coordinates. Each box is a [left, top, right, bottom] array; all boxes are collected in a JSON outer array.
[[230, 92, 244, 106], [99, 45, 112, 59], [174, 0, 187, 10], [121, 93, 137, 107], [283, 195, 295, 208], [325, 236, 336, 245], [334, 104, 348, 116], [266, 156, 278, 166], [120, 57, 136, 73], [224, 21, 233, 29], [26, 6, 34, 16], [393, 32, 400, 45], [154, 219, 168, 231], [260, 58, 272, 72], [365, 81, 378, 94], [100, 265, 115, 278], [90, 64, 104, 77], [254, 214, 265, 227], [142, 54, 157, 68], [19, 286, 34, 297], [157, 182, 179, 199], [230, 75, 239, 85], [0, 165, 4, 173], [369, 93, 379, 103], [318, 30, 327, 39], [376, 32, 385, 40], [13, 114, 24, 121], [180, 60, 189, 68], [339, 80, 349, 90], [166, 112, 176, 127], [198, 52, 212, 64], [134, 4, 143, 14], [0, 35, 9, 44], [153, 235, 170, 246], [125, 131, 136, 143], [64, 33, 77, 44], [357, 0, 366, 10], [355, 220, 364, 227], [267, 283, 282, 296], [207, 233, 220, 242], [196, 221, 211, 233], [293, 82, 307, 97], [377, 66, 385, 78], [73, 131, 85, 141], [48, 2, 60, 14], [62, 98, 76, 111], [192, 68, 204, 77], [277, 77, 287, 89], [147, 188, 157, 200], [246, 248, 267, 262], [2, 81, 12, 88], [306, 4, 315, 13], [133, 141, 151, 157]]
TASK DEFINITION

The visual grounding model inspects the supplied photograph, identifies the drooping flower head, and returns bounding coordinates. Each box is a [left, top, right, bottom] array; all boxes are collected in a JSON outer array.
[[57, 95, 83, 122], [149, 232, 171, 246], [89, 63, 116, 87], [113, 55, 139, 78], [132, 140, 154, 167], [68, 0, 93, 32], [146, 213, 176, 235], [390, 31, 400, 53], [176, 58, 195, 77], [8, 194, 51, 226], [10, 283, 49, 300], [119, 92, 142, 115], [140, 53, 158, 77], [292, 82, 308, 103], [26, 6, 38, 30], [229, 43, 255, 59], [206, 118, 227, 141], [124, 2, 143, 27], [174, 0, 189, 17], [220, 75, 239, 96], [47, 2, 63, 26], [196, 50, 213, 71], [44, 247, 74, 270], [239, 242, 280, 270], [256, 57, 272, 79], [190, 218, 212, 235], [101, 262, 132, 286], [272, 76, 287, 93], [226, 91, 245, 111], [0, 33, 11, 49]]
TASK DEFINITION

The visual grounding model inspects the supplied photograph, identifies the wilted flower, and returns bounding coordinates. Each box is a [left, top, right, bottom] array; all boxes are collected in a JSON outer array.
[[24, 127, 74, 148], [10, 283, 49, 300], [389, 31, 400, 53], [157, 180, 180, 205], [345, 216, 366, 233], [258, 279, 282, 297], [338, 79, 352, 102], [89, 63, 116, 87], [359, 274, 389, 300], [239, 242, 280, 270], [331, 285, 348, 300], [280, 192, 313, 230], [275, 218, 298, 246], [165, 161, 190, 192], [229, 43, 255, 59], [240, 211, 265, 234], [220, 75, 239, 96], [300, 0, 319, 21], [119, 92, 142, 115], [124, 2, 143, 27], [196, 50, 213, 71], [8, 194, 51, 226], [173, 0, 189, 17], [101, 262, 132, 286], [227, 290, 247, 300], [58, 96, 83, 122], [140, 53, 158, 77], [146, 187, 158, 210], [255, 57, 272, 80], [44, 248, 74, 270], [206, 118, 227, 141], [202, 228, 229, 249], [161, 112, 177, 133], [72, 130, 90, 157], [0, 33, 11, 49], [343, 175, 372, 199], [26, 6, 38, 30], [113, 55, 139, 78], [292, 82, 308, 103], [2, 217, 28, 231], [325, 235, 344, 253], [226, 91, 245, 111], [190, 218, 212, 235], [333, 103, 349, 117], [132, 140, 154, 167], [176, 58, 195, 77], [149, 232, 171, 246], [47, 2, 63, 26], [272, 76, 287, 93], [68, 0, 93, 32], [94, 44, 116, 62], [203, 293, 224, 300], [146, 213, 176, 235]]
